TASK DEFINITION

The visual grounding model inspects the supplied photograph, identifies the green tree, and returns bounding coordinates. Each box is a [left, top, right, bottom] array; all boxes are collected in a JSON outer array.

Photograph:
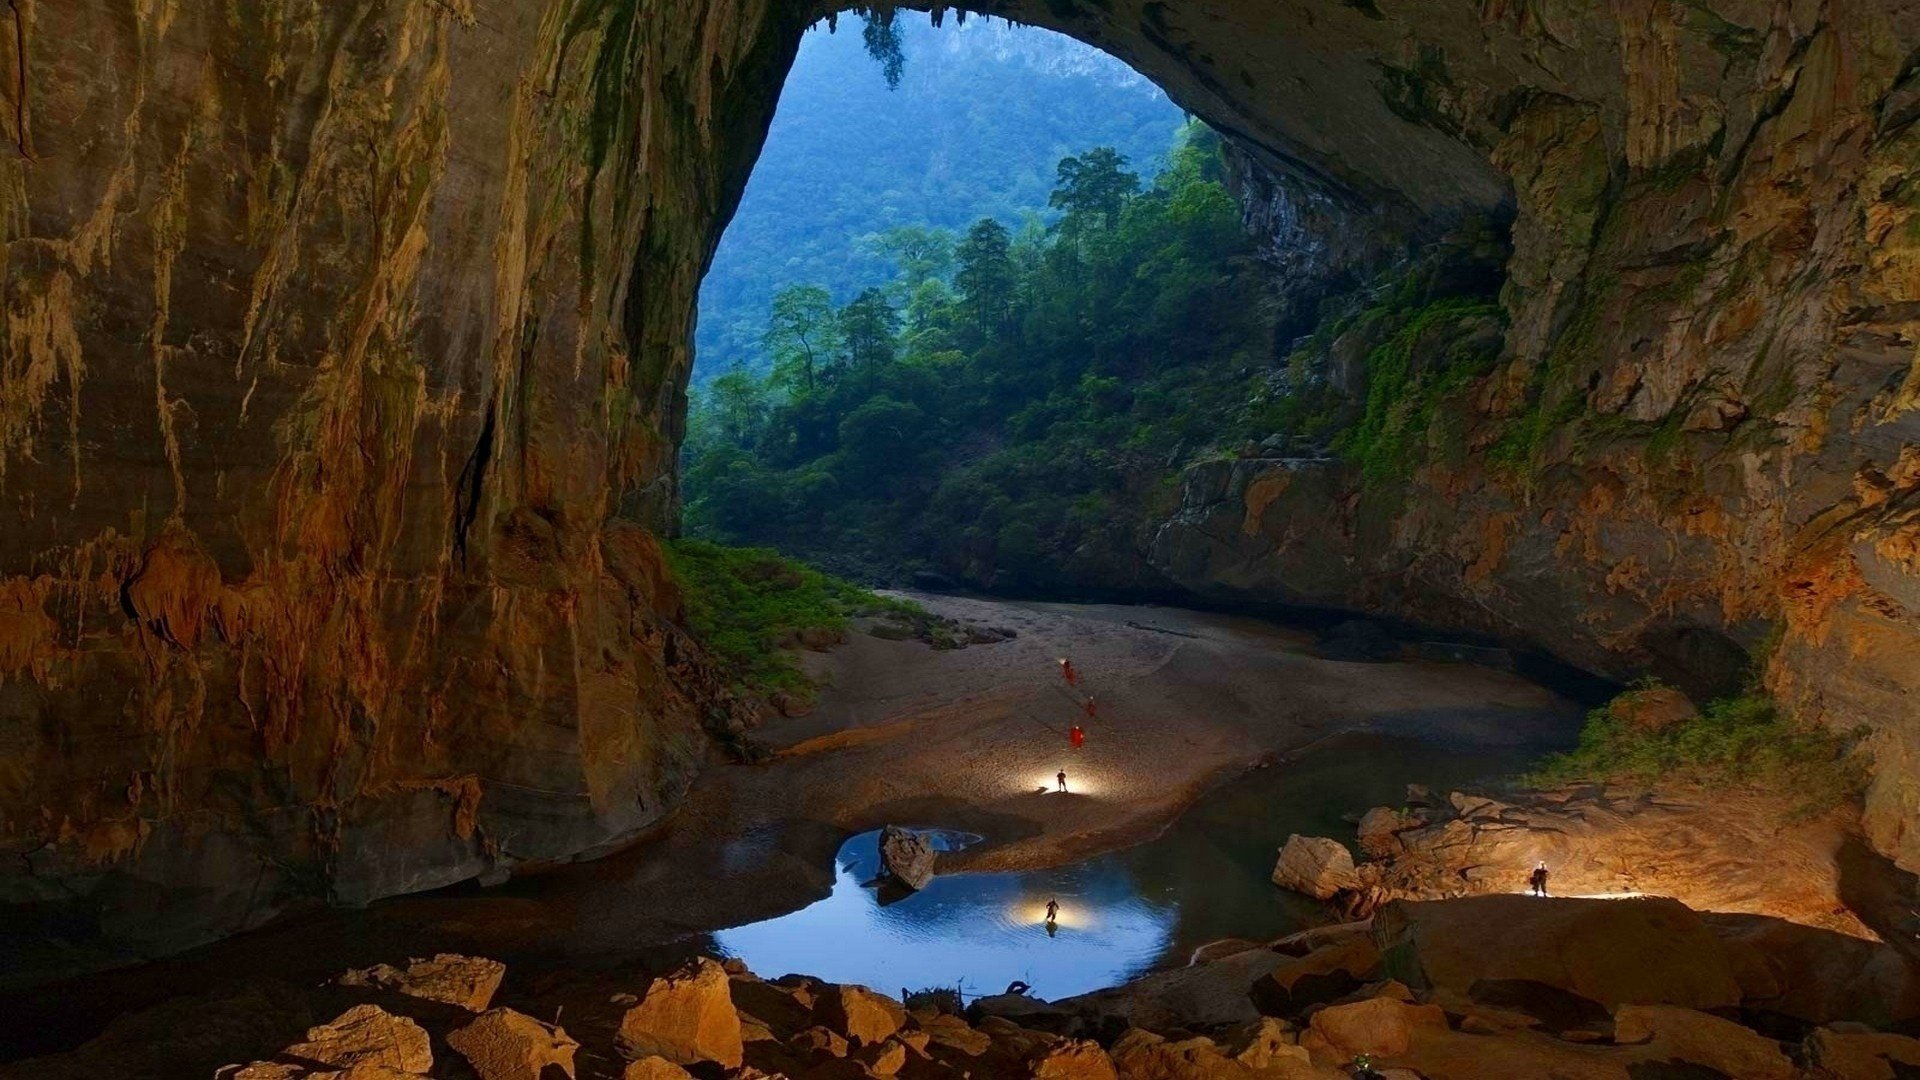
[[955, 218, 1015, 336], [839, 287, 901, 372], [704, 369, 769, 447], [868, 226, 953, 289], [1049, 147, 1139, 230], [765, 284, 838, 392]]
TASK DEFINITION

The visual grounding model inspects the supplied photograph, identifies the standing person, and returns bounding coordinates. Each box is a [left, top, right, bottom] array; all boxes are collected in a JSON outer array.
[[1529, 862, 1549, 897], [1069, 724, 1085, 749], [1057, 770, 1068, 793], [1059, 658, 1078, 687], [1045, 898, 1060, 924], [1082, 696, 1098, 721]]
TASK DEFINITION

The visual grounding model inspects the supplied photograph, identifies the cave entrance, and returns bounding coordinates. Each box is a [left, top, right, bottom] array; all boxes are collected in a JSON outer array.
[[681, 12, 1276, 595]]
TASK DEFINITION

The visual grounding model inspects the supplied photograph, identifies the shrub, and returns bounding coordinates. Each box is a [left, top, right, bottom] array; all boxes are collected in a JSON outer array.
[[1528, 687, 1867, 818], [665, 539, 921, 702]]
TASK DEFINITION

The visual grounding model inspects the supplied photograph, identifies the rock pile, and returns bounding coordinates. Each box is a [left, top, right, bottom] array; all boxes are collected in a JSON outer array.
[[164, 897, 1920, 1080]]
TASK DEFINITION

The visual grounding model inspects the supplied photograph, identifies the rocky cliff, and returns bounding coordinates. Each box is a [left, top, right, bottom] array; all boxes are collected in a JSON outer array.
[[3, 0, 1918, 978]]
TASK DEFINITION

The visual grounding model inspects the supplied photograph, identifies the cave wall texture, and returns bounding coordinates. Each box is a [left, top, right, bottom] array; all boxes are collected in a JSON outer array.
[[0, 0, 1916, 978]]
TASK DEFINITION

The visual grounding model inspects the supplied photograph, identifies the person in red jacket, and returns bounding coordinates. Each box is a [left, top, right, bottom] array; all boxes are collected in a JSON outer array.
[[1059, 657, 1078, 687], [1069, 724, 1085, 749], [1082, 696, 1098, 720]]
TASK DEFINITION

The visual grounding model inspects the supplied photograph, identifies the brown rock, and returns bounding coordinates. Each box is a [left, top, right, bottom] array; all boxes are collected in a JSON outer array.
[[340, 954, 507, 1013], [918, 1014, 991, 1057], [1250, 935, 1381, 1018], [1803, 1027, 1920, 1079], [1373, 896, 1743, 1011], [878, 825, 937, 891], [1301, 996, 1445, 1060], [1271, 835, 1361, 900], [851, 1037, 909, 1076], [1107, 1028, 1255, 1079], [446, 1008, 580, 1080], [1606, 687, 1699, 733], [281, 1005, 433, 1075], [1356, 807, 1416, 858], [1222, 1018, 1309, 1071], [622, 1059, 696, 1080], [1613, 1004, 1792, 1079], [1028, 1038, 1118, 1080], [792, 1026, 851, 1058], [619, 958, 746, 1068], [815, 985, 907, 1046]]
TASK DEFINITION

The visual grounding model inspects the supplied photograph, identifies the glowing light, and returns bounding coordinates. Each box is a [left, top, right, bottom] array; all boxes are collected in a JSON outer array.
[[1025, 771, 1102, 796], [1012, 899, 1089, 930]]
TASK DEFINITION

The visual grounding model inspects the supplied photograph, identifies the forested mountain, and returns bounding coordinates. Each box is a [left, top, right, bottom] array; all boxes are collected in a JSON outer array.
[[693, 18, 1187, 384]]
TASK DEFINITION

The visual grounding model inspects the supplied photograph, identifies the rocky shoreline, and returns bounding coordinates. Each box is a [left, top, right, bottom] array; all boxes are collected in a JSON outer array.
[[16, 886, 1918, 1080]]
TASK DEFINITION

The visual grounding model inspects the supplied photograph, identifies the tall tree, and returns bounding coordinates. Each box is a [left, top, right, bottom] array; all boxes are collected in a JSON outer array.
[[955, 218, 1015, 335], [1049, 147, 1140, 229], [764, 284, 838, 392], [839, 288, 901, 371], [868, 225, 953, 289]]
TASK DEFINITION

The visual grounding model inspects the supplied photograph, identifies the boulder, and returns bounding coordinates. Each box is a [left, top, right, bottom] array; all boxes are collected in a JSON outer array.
[[1027, 1038, 1119, 1080], [1251, 934, 1382, 1018], [731, 979, 817, 1039], [877, 826, 936, 891], [1802, 1027, 1920, 1079], [1106, 1028, 1259, 1079], [1221, 1018, 1310, 1071], [1300, 996, 1445, 1060], [919, 1013, 992, 1057], [791, 1025, 851, 1059], [1355, 807, 1416, 858], [1606, 686, 1698, 733], [446, 1008, 580, 1080], [618, 958, 746, 1068], [1612, 1004, 1793, 1079], [280, 1005, 432, 1075], [1271, 835, 1361, 900], [1372, 896, 1743, 1011], [850, 1037, 910, 1076], [339, 953, 506, 1013], [814, 984, 907, 1046]]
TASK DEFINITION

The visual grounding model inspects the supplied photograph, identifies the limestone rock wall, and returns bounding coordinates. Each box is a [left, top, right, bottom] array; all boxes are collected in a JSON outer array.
[[2, 0, 1918, 979]]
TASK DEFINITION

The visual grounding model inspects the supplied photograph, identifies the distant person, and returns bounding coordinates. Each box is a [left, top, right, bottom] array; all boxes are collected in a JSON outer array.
[[1057, 770, 1068, 793], [1045, 898, 1060, 923], [1059, 658, 1078, 687], [1082, 695, 1097, 720], [1529, 862, 1549, 897], [1069, 724, 1085, 749]]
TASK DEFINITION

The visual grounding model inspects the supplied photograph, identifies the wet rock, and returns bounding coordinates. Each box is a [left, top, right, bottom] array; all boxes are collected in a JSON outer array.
[[814, 984, 907, 1046], [1612, 1004, 1794, 1079], [340, 953, 506, 1013], [1271, 835, 1361, 900], [446, 1008, 579, 1080], [878, 825, 936, 891], [618, 958, 745, 1068], [1373, 896, 1742, 1011]]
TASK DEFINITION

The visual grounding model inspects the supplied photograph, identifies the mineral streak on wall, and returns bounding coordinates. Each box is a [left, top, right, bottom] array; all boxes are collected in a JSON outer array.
[[2, 0, 1919, 980]]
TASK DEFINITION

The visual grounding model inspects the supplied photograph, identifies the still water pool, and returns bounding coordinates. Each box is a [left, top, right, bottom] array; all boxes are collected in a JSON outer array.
[[713, 730, 1558, 1001]]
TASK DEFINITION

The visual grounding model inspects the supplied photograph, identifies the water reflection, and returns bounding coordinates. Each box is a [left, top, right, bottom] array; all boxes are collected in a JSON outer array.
[[715, 732, 1564, 1001], [714, 829, 1176, 1001]]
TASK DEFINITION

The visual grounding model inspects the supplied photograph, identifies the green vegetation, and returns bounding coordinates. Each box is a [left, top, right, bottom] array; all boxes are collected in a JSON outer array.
[[684, 125, 1281, 587], [697, 18, 1185, 382], [1336, 296, 1504, 487], [665, 539, 921, 702], [1528, 683, 1867, 817]]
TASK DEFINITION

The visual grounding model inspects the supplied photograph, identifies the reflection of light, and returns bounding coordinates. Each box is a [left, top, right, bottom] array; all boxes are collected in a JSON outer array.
[[1514, 890, 1648, 900], [1012, 899, 1088, 930]]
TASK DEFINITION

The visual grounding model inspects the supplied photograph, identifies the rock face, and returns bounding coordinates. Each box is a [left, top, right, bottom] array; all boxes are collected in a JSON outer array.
[[877, 825, 936, 891], [446, 1008, 579, 1080], [9, 0, 1920, 976], [340, 954, 505, 1013]]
